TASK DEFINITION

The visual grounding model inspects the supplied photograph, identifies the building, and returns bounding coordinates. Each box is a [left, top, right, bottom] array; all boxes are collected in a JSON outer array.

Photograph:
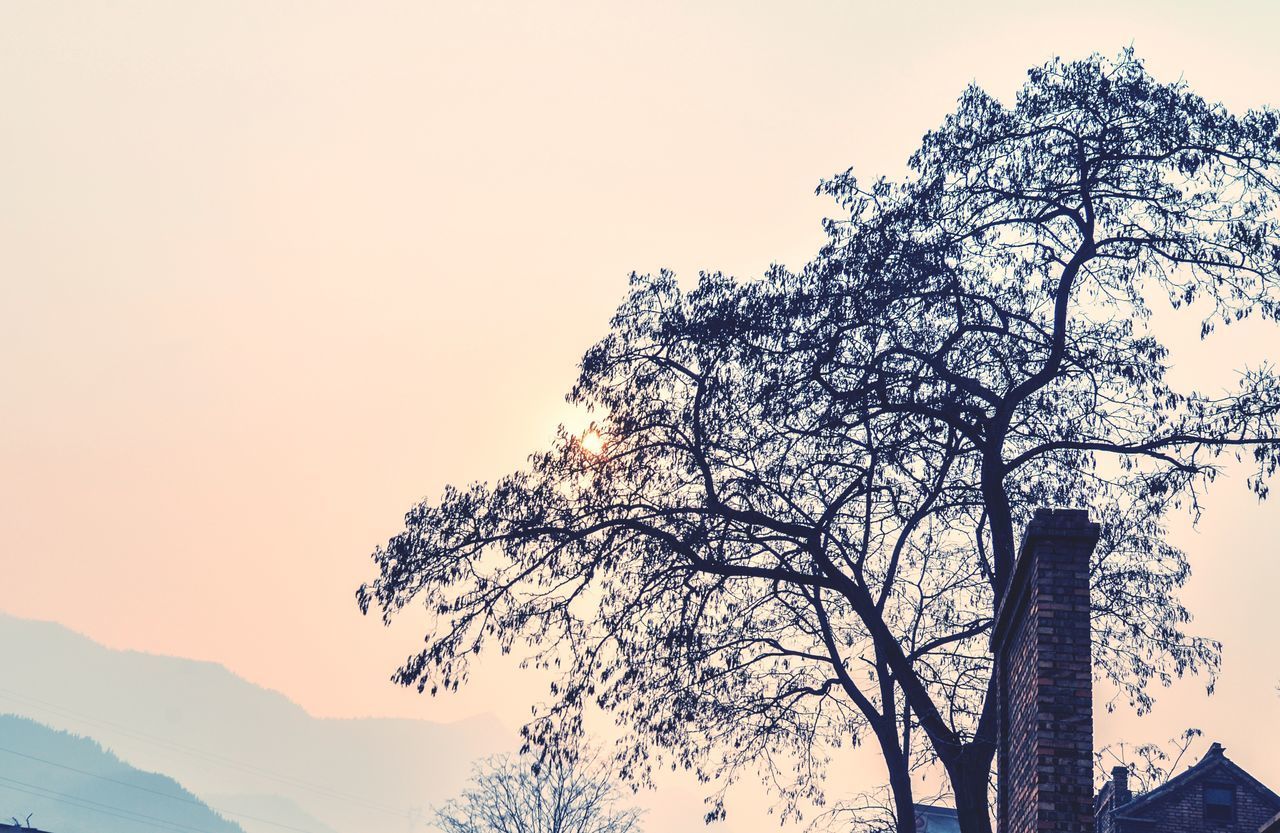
[[990, 508, 1279, 833], [992, 508, 1099, 833], [916, 803, 961, 833], [1096, 744, 1280, 833]]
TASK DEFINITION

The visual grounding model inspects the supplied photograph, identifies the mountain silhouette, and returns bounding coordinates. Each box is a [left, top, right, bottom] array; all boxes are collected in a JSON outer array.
[[0, 714, 245, 833], [0, 613, 507, 833]]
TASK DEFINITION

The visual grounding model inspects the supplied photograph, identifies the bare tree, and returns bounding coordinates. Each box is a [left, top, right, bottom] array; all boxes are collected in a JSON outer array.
[[435, 754, 642, 833], [1095, 729, 1205, 794]]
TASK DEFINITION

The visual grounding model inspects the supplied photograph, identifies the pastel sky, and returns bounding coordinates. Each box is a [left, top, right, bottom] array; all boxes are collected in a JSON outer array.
[[2, 1, 1279, 829]]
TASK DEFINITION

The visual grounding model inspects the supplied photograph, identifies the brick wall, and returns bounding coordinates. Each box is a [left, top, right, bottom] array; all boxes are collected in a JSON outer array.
[[991, 508, 1100, 833], [1108, 744, 1280, 833], [1130, 778, 1280, 833]]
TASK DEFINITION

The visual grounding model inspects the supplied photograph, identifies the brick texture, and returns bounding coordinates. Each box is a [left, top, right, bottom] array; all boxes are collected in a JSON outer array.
[[1097, 744, 1280, 833], [991, 507, 1101, 833], [1126, 779, 1279, 833]]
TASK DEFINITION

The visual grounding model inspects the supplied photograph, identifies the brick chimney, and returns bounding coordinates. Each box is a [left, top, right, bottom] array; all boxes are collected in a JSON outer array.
[[991, 508, 1100, 833], [1110, 766, 1130, 808]]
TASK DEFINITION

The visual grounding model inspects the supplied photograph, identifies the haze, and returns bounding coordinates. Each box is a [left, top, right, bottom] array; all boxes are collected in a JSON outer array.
[[2, 2, 1278, 830]]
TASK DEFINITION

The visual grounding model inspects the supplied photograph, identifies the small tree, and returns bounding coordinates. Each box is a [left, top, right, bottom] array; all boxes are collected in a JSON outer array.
[[1095, 729, 1204, 794], [435, 754, 642, 833]]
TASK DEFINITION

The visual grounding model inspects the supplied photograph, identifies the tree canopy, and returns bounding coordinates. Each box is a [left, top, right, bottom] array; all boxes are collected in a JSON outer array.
[[360, 51, 1280, 833]]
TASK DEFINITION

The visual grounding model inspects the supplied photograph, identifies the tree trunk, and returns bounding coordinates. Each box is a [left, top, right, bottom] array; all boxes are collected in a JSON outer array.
[[980, 455, 1016, 594], [947, 743, 996, 833], [882, 737, 917, 833]]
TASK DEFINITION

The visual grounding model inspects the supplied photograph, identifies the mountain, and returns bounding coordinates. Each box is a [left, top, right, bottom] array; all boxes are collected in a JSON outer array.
[[0, 614, 508, 833], [0, 714, 244, 833], [204, 794, 341, 833]]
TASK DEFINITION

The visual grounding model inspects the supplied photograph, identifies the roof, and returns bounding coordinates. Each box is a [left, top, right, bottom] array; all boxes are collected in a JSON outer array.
[[1114, 743, 1280, 823], [1096, 777, 1117, 816], [915, 803, 960, 833]]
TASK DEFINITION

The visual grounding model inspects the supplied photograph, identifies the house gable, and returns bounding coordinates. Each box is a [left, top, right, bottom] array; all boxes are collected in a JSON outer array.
[[1106, 745, 1280, 833]]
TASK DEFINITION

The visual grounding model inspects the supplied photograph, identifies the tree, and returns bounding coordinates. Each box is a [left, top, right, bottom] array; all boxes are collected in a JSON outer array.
[[434, 753, 642, 833], [1095, 729, 1204, 795], [360, 52, 1280, 833]]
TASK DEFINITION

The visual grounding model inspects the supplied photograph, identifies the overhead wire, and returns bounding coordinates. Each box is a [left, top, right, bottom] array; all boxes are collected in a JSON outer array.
[[0, 745, 321, 833], [0, 687, 419, 822], [0, 774, 224, 833]]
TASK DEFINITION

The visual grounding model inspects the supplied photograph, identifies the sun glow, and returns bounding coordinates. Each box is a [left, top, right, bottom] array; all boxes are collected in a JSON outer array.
[[580, 430, 605, 455]]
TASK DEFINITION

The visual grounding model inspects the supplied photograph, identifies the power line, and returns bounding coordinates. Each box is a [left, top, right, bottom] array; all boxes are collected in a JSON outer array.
[[0, 687, 417, 821], [0, 687, 409, 818], [0, 745, 321, 833], [0, 780, 188, 833], [0, 775, 222, 833]]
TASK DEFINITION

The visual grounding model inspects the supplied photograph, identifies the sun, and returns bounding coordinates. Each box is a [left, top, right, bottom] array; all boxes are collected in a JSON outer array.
[[580, 430, 605, 455]]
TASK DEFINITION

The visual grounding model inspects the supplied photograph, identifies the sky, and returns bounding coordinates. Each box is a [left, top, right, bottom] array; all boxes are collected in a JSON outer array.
[[2, 0, 1279, 829]]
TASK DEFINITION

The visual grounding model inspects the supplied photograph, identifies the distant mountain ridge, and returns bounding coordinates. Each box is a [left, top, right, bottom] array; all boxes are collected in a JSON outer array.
[[0, 613, 508, 833], [203, 793, 340, 833], [0, 714, 244, 833]]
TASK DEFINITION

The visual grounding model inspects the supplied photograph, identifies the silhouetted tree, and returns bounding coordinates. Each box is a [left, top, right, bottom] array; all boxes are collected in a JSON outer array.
[[1095, 729, 1204, 794], [435, 753, 642, 833], [360, 52, 1280, 833]]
